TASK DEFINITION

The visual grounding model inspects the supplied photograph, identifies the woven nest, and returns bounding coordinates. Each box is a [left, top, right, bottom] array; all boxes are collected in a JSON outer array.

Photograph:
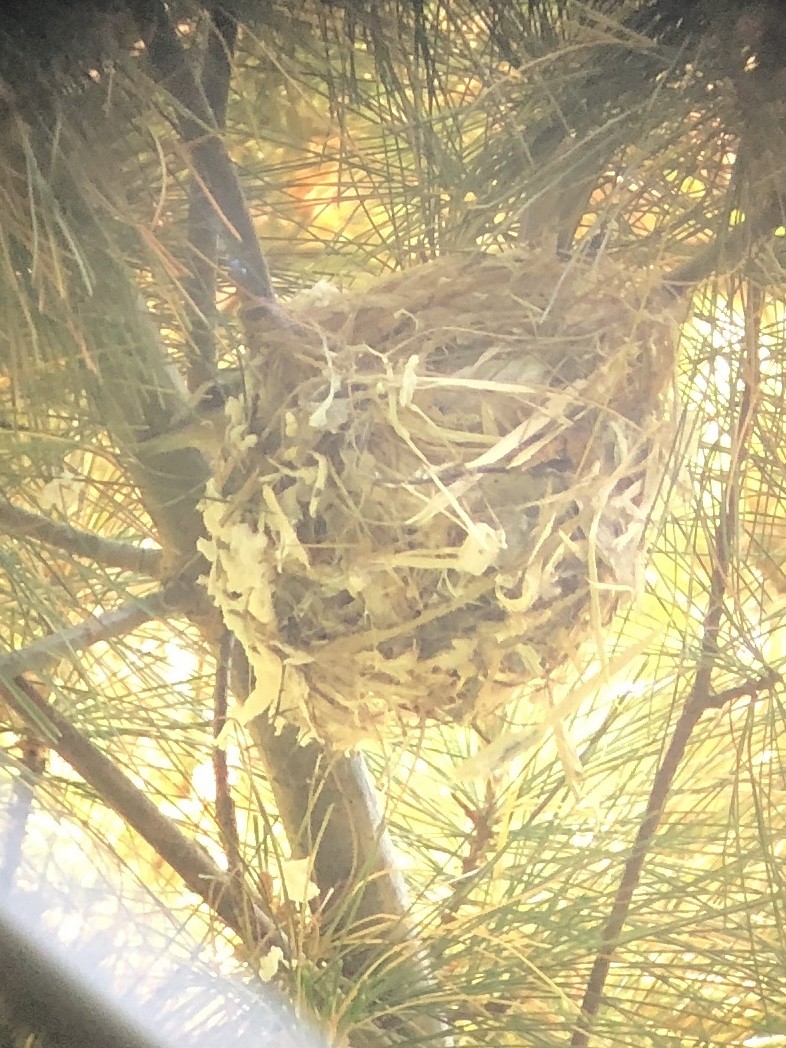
[[199, 247, 681, 748]]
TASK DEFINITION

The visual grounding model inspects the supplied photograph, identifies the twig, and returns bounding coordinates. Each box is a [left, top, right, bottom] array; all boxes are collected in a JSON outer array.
[[570, 282, 768, 1046], [0, 676, 281, 949], [570, 671, 774, 1046], [212, 631, 242, 871], [439, 779, 499, 925], [202, 3, 239, 123], [0, 592, 170, 680], [0, 499, 162, 576]]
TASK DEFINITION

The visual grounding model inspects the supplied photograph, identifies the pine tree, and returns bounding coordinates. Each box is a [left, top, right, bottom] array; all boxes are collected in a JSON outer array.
[[1, 2, 785, 1044]]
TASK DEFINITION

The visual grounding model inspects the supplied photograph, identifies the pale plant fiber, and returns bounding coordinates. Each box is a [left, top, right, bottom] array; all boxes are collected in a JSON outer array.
[[200, 246, 684, 748]]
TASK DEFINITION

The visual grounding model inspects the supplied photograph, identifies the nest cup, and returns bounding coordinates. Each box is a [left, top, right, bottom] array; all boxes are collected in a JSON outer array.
[[200, 247, 681, 748]]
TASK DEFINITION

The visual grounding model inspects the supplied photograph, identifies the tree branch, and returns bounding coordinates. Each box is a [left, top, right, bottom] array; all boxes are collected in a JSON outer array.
[[251, 719, 449, 1041], [570, 282, 768, 1046], [0, 499, 162, 577], [183, 3, 239, 392], [663, 194, 784, 292], [146, 2, 273, 302], [213, 631, 242, 872], [0, 675, 280, 949], [229, 648, 412, 934], [27, 26, 443, 1026], [0, 592, 170, 680], [232, 650, 448, 1040]]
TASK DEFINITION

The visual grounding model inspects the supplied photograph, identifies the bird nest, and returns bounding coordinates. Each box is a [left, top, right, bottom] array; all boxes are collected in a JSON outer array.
[[199, 247, 681, 749]]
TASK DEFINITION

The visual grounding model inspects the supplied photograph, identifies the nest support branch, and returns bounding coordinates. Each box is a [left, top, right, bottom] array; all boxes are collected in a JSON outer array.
[[146, 0, 273, 302], [182, 3, 240, 391]]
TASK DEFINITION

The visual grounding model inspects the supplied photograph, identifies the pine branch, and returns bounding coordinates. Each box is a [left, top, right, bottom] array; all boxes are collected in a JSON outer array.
[[0, 675, 281, 950], [229, 647, 412, 933], [183, 3, 239, 392], [137, 14, 443, 1016], [212, 631, 242, 873], [0, 592, 170, 680], [72, 258, 431, 1013], [570, 671, 774, 1046], [253, 718, 450, 1041], [664, 202, 784, 291], [0, 499, 162, 576], [79, 281, 215, 558], [232, 649, 448, 1040], [146, 1, 273, 302], [570, 283, 773, 1046]]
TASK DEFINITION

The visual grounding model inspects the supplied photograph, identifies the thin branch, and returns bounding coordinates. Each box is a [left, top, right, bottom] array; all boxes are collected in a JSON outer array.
[[0, 592, 170, 680], [440, 780, 498, 924], [0, 675, 281, 949], [0, 499, 162, 576], [203, 3, 239, 125], [570, 282, 768, 1047], [213, 631, 242, 871], [569, 672, 774, 1046]]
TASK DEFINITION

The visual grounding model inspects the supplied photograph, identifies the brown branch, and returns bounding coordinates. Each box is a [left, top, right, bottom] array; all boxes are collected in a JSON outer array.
[[569, 672, 773, 1046], [202, 3, 238, 126], [146, 2, 273, 302], [0, 499, 162, 577], [571, 285, 768, 1045], [183, 4, 239, 392], [663, 197, 783, 293], [0, 675, 281, 949], [0, 592, 170, 680], [227, 639, 449, 1039], [228, 647, 413, 931], [212, 631, 242, 871]]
